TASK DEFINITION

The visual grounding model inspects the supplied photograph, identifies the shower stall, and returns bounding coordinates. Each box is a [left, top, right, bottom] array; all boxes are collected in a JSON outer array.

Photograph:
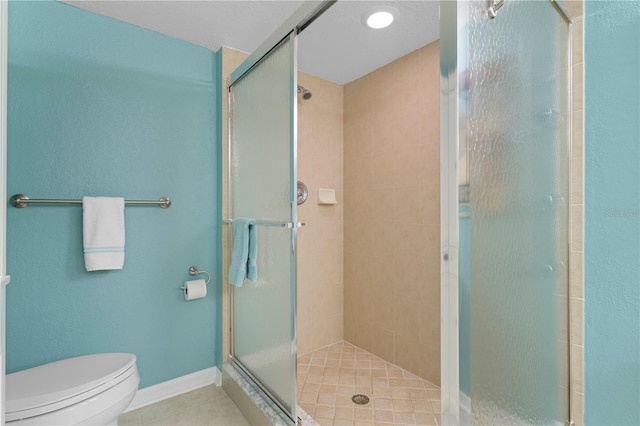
[[223, 0, 572, 424]]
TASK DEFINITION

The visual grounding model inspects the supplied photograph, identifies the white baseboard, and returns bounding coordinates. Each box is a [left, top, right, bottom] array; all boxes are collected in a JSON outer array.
[[125, 366, 222, 412]]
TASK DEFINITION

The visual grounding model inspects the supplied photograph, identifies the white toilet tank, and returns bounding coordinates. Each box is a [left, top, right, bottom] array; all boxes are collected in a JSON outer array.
[[5, 353, 139, 425]]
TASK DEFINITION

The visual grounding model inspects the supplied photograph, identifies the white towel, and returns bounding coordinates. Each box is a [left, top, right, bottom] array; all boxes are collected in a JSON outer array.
[[82, 196, 125, 271]]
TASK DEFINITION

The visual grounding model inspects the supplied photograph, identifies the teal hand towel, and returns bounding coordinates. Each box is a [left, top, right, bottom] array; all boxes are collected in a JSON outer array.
[[228, 218, 257, 286], [247, 223, 258, 281]]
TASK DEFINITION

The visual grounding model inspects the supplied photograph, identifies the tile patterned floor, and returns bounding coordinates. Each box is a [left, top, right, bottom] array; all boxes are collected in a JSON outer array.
[[118, 385, 250, 426], [297, 341, 441, 426], [118, 342, 439, 426]]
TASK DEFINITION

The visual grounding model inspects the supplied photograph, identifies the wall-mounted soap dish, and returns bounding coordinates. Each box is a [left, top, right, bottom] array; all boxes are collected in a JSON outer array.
[[318, 188, 337, 205]]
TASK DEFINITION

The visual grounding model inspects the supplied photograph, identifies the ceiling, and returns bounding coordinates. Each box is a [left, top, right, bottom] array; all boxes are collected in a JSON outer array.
[[63, 1, 440, 85]]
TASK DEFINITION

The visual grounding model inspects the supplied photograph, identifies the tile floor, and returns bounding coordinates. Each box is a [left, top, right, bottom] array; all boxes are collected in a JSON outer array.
[[297, 341, 441, 426], [119, 341, 440, 426], [118, 385, 249, 426]]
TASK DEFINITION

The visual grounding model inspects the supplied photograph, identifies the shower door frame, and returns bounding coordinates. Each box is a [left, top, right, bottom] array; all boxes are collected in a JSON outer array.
[[225, 1, 336, 423], [0, 2, 7, 423], [439, 3, 460, 422], [227, 31, 299, 419], [439, 1, 573, 424]]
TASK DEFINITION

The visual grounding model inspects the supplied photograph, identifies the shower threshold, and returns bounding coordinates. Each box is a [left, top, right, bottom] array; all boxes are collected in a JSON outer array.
[[222, 362, 317, 426]]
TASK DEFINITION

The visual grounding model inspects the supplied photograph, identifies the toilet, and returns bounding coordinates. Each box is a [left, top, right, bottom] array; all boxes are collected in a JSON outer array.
[[5, 353, 139, 425]]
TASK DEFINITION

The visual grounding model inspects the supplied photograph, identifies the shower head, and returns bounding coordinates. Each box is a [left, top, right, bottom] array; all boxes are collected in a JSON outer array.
[[297, 85, 312, 100], [487, 0, 504, 19]]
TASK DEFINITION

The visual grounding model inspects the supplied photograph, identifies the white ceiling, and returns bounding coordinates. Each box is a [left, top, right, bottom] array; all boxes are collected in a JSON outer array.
[[63, 0, 440, 85]]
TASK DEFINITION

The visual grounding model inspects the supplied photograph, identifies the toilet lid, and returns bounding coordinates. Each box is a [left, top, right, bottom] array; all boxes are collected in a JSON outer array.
[[6, 353, 137, 416]]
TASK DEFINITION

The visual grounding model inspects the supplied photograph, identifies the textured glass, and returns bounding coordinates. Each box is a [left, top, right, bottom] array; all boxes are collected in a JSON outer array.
[[231, 43, 293, 222], [229, 37, 296, 416], [463, 1, 570, 424]]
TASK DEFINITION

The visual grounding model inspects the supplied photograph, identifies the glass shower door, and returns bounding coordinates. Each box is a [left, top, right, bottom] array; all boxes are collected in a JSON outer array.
[[442, 0, 571, 424], [228, 32, 298, 421], [467, 0, 570, 423]]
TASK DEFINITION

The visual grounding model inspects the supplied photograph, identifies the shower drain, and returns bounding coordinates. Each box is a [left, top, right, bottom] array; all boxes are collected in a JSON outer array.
[[351, 394, 370, 405]]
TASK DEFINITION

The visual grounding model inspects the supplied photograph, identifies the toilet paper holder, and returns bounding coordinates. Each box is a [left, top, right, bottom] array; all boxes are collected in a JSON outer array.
[[180, 266, 211, 290]]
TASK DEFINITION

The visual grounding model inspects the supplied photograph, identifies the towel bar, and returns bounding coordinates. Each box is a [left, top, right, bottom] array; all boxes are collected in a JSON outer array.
[[223, 219, 305, 228], [10, 194, 171, 209]]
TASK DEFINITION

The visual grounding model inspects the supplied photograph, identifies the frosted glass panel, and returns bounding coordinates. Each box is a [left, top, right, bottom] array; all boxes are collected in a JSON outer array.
[[232, 226, 294, 405], [462, 1, 570, 424], [231, 40, 293, 221], [229, 35, 296, 418]]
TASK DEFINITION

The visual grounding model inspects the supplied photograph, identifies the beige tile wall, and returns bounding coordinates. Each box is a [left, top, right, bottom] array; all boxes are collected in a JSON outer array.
[[296, 73, 345, 355], [343, 41, 441, 386], [220, 47, 345, 359]]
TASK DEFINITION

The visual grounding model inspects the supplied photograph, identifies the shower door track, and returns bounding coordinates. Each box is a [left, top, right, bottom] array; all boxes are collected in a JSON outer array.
[[228, 353, 294, 423]]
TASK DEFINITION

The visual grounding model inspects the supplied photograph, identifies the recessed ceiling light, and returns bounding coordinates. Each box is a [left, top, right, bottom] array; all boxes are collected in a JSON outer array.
[[362, 6, 398, 30]]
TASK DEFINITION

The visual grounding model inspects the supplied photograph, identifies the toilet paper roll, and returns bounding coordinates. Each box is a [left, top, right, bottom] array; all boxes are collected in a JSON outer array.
[[183, 279, 207, 301]]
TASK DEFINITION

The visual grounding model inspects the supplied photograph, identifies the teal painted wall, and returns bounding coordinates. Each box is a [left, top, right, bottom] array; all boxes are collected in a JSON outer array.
[[7, 1, 219, 388], [584, 1, 640, 424]]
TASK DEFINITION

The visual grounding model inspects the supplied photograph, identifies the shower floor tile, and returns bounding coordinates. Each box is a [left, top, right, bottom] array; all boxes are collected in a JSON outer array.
[[297, 341, 441, 426]]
